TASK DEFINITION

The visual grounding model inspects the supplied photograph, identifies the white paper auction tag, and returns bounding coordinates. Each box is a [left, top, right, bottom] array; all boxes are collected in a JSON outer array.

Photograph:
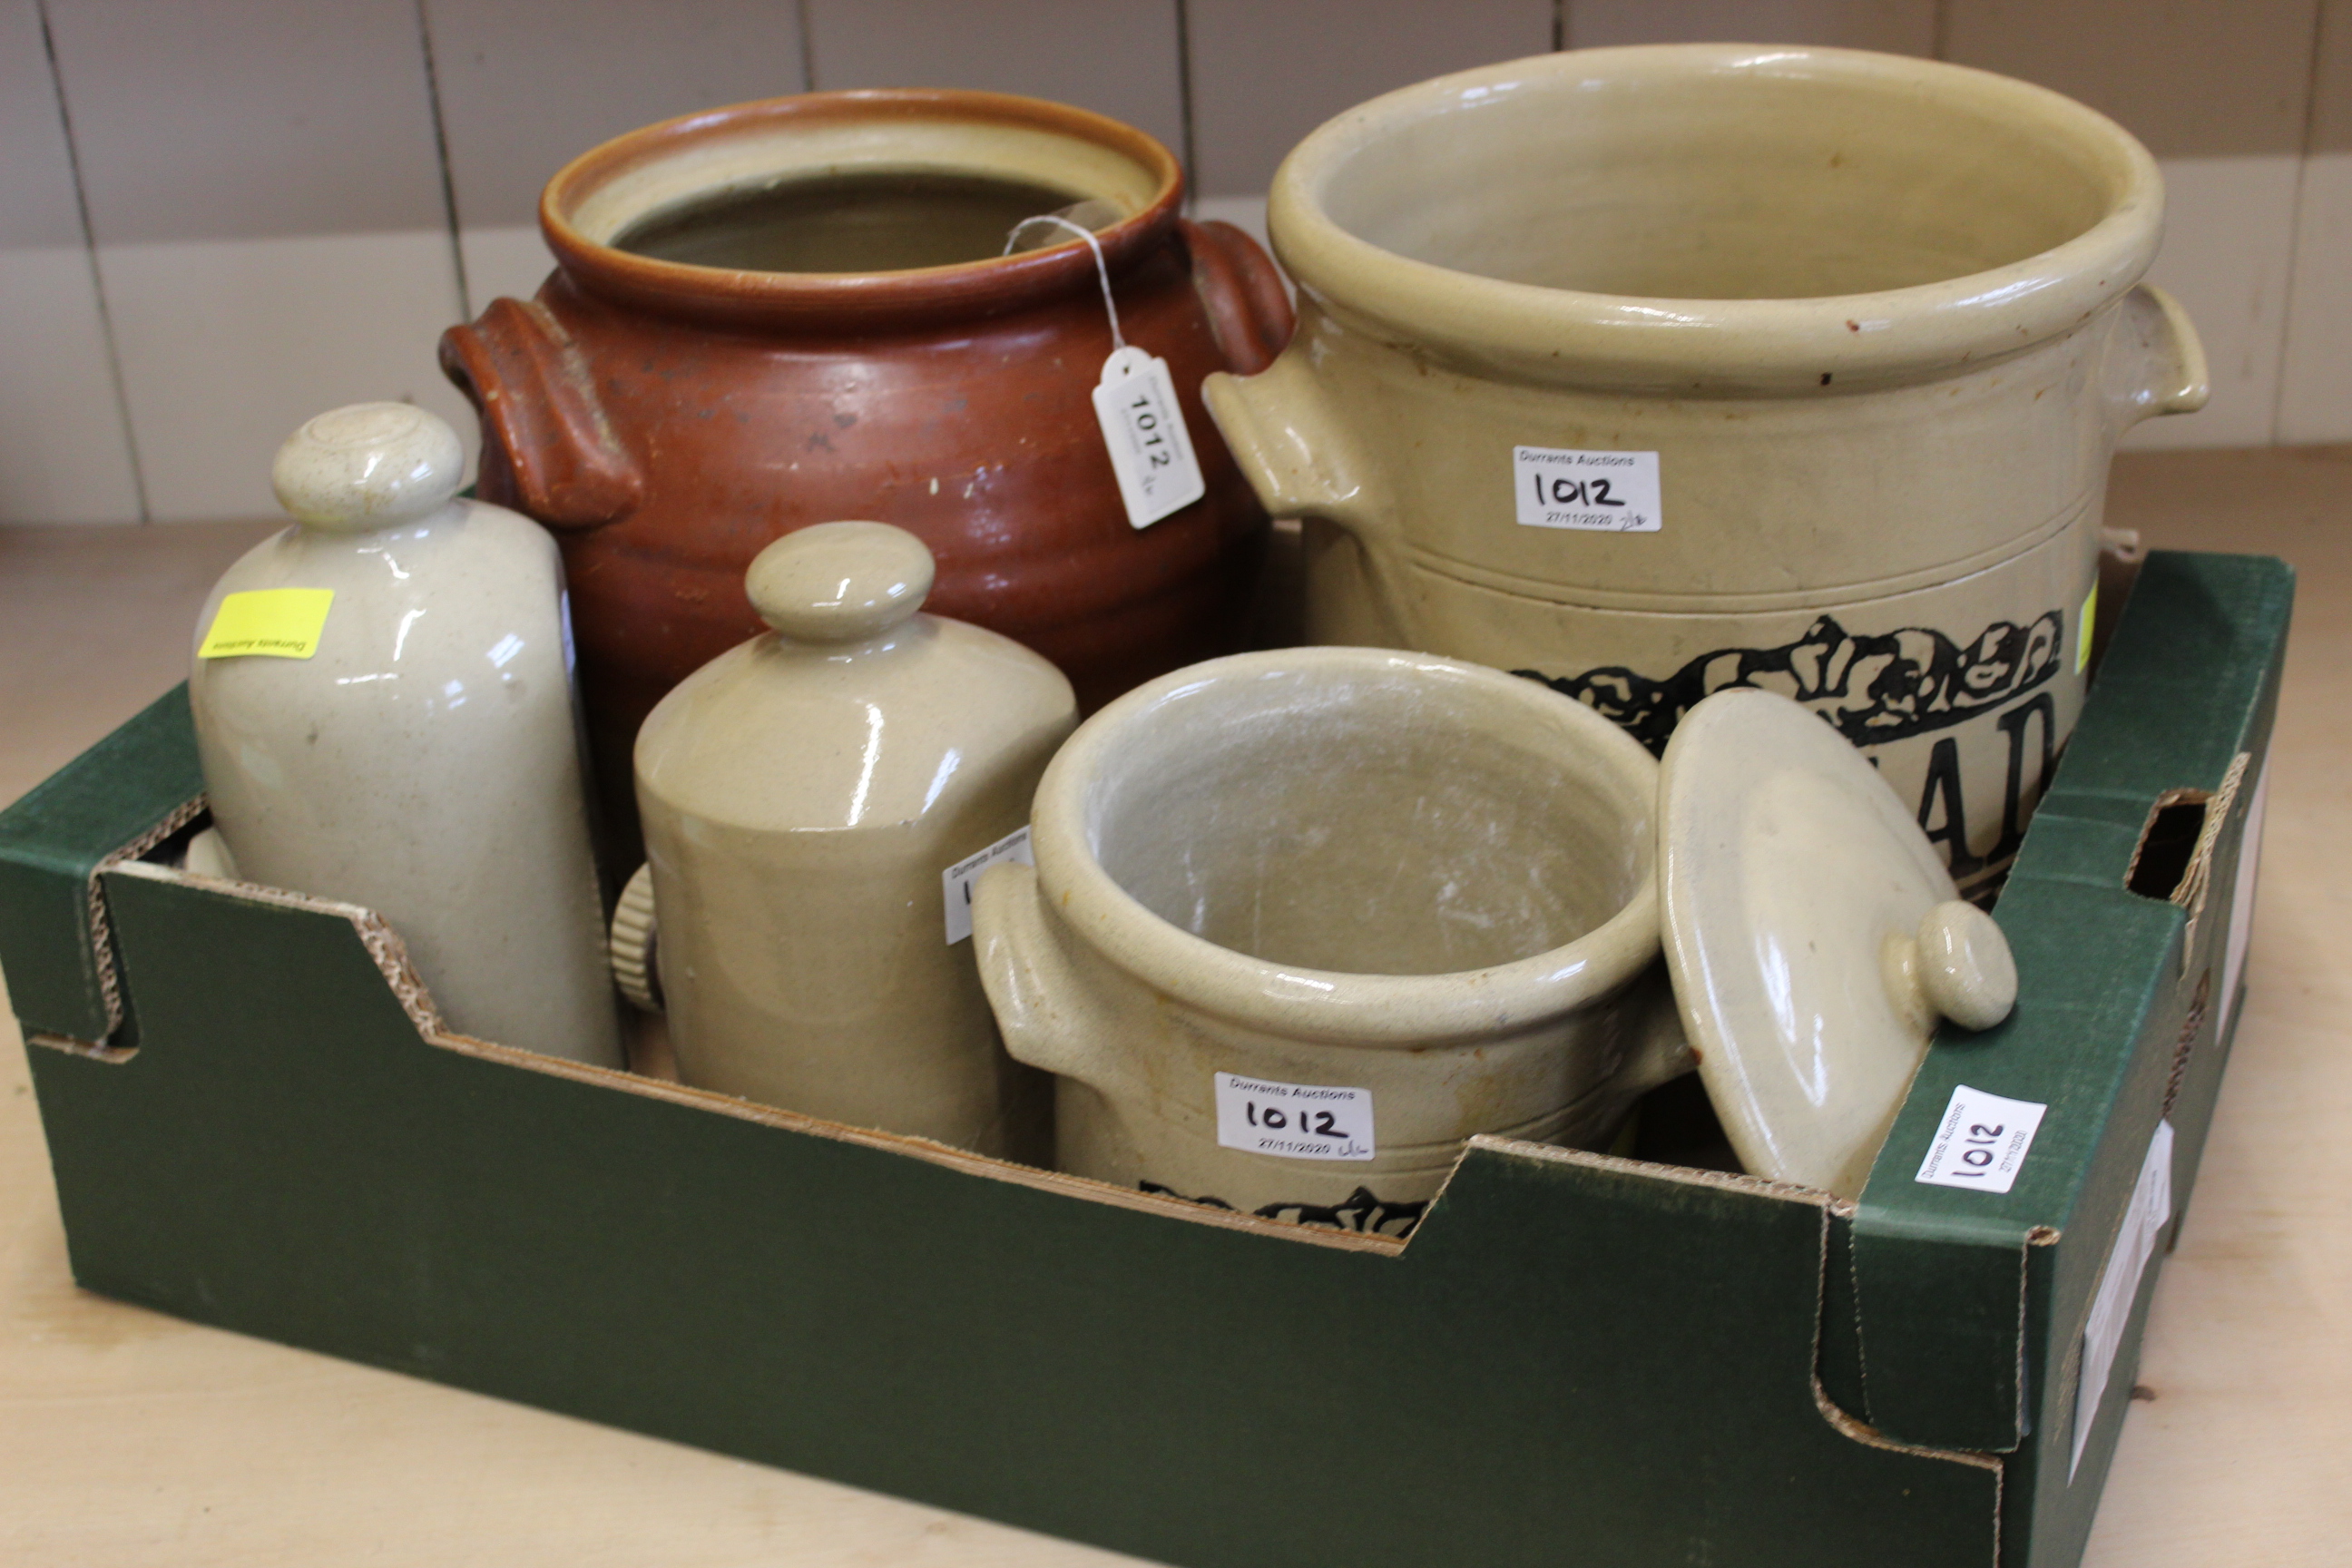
[[1214, 1072, 1375, 1161], [1513, 446, 1661, 532], [941, 825, 1034, 945], [1915, 1084, 2048, 1194], [1093, 347, 1205, 530], [2073, 1120, 2174, 1476]]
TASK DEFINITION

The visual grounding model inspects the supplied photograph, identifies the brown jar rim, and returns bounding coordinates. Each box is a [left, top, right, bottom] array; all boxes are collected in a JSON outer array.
[[539, 89, 1186, 330]]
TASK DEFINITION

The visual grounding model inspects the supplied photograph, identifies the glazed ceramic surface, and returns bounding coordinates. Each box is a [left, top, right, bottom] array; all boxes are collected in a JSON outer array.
[[440, 90, 1294, 866], [972, 647, 1690, 1232], [632, 523, 1075, 1157], [190, 404, 623, 1068], [1204, 44, 2208, 896], [1660, 688, 2018, 1198]]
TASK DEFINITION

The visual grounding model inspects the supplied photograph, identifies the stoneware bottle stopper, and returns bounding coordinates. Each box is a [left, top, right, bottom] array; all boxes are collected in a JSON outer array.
[[626, 521, 1078, 1159], [745, 519, 935, 642], [271, 401, 464, 528], [1658, 686, 2021, 1199], [189, 402, 626, 1070]]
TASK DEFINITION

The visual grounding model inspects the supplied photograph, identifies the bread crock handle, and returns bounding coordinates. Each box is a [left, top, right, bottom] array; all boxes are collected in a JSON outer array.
[[1202, 353, 1411, 642], [1181, 218, 1294, 375], [2107, 282, 2210, 430], [972, 861, 1127, 1097], [438, 297, 644, 529]]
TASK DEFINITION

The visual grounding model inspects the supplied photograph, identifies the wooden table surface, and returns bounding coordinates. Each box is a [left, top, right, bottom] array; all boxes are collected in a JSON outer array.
[[3, 447, 2347, 1564]]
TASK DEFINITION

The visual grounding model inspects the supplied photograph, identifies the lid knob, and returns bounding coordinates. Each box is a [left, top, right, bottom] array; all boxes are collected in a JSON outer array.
[[747, 522, 935, 643], [1915, 900, 2018, 1032], [272, 402, 465, 530]]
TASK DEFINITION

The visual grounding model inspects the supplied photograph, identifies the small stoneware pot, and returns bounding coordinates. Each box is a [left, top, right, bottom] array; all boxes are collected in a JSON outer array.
[[972, 648, 1689, 1232], [622, 522, 1076, 1157], [191, 405, 623, 1068], [440, 89, 1294, 866], [1204, 44, 2207, 896]]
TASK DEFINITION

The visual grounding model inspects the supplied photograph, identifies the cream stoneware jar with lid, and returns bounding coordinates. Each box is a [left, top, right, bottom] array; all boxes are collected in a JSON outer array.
[[624, 522, 1075, 1158], [1204, 44, 2208, 896], [971, 647, 1690, 1233], [190, 403, 624, 1068]]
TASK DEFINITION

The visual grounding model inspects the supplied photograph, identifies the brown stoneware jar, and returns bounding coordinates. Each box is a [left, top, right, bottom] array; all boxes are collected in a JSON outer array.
[[439, 90, 1293, 859]]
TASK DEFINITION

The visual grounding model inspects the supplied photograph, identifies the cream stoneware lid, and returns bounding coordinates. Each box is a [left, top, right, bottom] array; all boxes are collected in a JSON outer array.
[[1659, 688, 2017, 1198]]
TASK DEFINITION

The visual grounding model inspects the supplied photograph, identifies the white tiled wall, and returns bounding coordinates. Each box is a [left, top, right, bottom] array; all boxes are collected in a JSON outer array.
[[44, 0, 471, 521], [0, 0, 139, 524], [96, 230, 468, 522], [2279, 152, 2352, 443], [425, 0, 809, 318], [1187, 0, 1555, 197], [806, 0, 1186, 153], [4, 0, 2350, 525], [2278, 1, 2352, 443], [2123, 156, 2307, 452], [1566, 0, 1935, 54]]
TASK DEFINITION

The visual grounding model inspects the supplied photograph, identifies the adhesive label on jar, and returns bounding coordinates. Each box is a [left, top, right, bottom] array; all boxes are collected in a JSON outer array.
[[1093, 347, 1205, 530], [198, 588, 335, 660], [2076, 582, 2098, 673], [1513, 446, 1661, 533], [942, 825, 1034, 945], [1214, 1073, 1375, 1161], [1914, 1084, 2047, 1194]]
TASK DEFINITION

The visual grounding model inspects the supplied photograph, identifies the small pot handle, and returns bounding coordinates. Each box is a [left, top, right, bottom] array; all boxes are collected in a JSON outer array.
[[1603, 965, 1698, 1102], [972, 860, 1125, 1096], [1181, 218, 1295, 375], [1202, 353, 1412, 641], [2107, 282, 2210, 430], [438, 297, 645, 530]]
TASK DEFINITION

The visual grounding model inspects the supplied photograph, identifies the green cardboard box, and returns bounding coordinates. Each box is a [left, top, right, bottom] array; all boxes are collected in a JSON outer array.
[[0, 550, 2290, 1568]]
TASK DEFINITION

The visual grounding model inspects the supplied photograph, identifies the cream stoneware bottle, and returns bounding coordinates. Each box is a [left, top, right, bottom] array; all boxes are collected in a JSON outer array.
[[620, 522, 1077, 1158], [190, 402, 624, 1068]]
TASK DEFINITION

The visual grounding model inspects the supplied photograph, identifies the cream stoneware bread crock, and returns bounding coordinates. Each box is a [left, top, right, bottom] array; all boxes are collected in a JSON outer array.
[[971, 647, 1690, 1234], [1203, 44, 2208, 896], [624, 522, 1075, 1159], [190, 404, 625, 1068]]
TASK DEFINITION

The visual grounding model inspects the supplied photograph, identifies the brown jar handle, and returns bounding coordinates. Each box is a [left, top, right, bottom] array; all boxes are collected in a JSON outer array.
[[437, 298, 644, 529], [1181, 218, 1295, 376]]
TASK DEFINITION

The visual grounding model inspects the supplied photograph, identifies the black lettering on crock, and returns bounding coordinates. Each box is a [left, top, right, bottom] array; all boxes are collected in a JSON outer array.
[[1989, 691, 2059, 865], [1140, 1181, 1428, 1240], [1916, 737, 1987, 881], [1513, 609, 2064, 759]]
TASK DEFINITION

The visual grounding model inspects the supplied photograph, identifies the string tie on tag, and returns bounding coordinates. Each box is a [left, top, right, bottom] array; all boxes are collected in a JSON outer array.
[[1004, 214, 1124, 352]]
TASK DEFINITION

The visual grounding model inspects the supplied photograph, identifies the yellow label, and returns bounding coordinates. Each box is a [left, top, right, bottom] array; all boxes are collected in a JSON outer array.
[[198, 588, 335, 660], [2075, 583, 2098, 674]]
